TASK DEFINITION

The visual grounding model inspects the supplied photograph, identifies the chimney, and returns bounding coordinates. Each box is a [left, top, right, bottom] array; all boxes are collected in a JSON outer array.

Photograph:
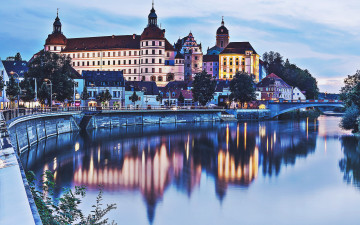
[[133, 34, 136, 39], [112, 35, 115, 39]]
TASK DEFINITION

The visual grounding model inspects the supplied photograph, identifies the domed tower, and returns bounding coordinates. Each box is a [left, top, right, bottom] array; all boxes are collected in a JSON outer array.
[[44, 10, 67, 53], [140, 2, 166, 85], [216, 17, 229, 49]]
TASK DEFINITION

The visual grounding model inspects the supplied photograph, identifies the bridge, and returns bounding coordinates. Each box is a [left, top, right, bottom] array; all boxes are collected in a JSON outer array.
[[267, 100, 344, 118]]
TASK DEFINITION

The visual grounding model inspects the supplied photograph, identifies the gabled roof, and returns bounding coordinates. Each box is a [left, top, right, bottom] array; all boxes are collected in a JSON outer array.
[[203, 54, 219, 62], [256, 73, 291, 88], [83, 71, 125, 87], [221, 42, 258, 55], [125, 81, 160, 95], [162, 81, 191, 92], [1, 60, 28, 78]]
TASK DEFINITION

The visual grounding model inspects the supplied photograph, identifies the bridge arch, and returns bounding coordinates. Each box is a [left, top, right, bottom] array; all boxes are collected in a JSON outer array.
[[268, 103, 344, 118]]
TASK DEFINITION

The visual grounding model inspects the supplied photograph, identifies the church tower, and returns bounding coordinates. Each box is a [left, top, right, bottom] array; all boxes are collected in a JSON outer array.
[[216, 17, 229, 49], [44, 9, 67, 53]]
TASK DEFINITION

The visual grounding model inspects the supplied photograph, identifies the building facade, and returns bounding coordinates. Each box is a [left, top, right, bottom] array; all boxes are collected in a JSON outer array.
[[219, 42, 260, 82], [256, 73, 293, 100], [82, 71, 125, 107], [174, 32, 203, 80], [41, 6, 184, 87], [203, 55, 219, 78]]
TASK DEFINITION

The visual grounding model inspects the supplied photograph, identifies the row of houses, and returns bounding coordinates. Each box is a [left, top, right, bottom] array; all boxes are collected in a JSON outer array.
[[0, 58, 305, 109]]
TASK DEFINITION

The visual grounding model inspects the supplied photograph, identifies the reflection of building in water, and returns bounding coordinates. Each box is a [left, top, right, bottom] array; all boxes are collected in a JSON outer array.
[[216, 147, 259, 200]]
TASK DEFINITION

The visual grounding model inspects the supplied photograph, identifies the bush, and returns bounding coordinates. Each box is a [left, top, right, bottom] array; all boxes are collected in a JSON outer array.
[[340, 105, 359, 132], [26, 170, 117, 225]]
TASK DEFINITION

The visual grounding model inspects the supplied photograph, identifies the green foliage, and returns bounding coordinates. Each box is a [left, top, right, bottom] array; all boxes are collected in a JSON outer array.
[[20, 77, 35, 102], [192, 70, 216, 106], [26, 170, 117, 225], [340, 105, 359, 133], [177, 92, 185, 105], [81, 86, 90, 101], [26, 51, 75, 103], [97, 90, 112, 103], [6, 75, 20, 106], [38, 82, 51, 105], [340, 70, 360, 108], [0, 72, 4, 93], [129, 91, 139, 104], [229, 72, 256, 107], [262, 51, 319, 99]]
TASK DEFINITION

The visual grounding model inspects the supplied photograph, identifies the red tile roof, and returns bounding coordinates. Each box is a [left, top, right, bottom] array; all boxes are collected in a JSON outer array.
[[61, 34, 175, 52]]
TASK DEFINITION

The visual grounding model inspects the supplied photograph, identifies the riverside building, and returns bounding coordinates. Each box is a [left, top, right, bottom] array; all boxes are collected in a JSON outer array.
[[39, 5, 184, 87]]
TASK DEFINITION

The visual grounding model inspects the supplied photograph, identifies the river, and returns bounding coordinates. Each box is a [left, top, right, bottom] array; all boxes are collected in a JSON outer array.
[[20, 115, 360, 225]]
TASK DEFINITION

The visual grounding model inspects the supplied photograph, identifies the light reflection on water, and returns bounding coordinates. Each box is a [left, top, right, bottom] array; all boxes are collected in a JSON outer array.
[[21, 116, 360, 225]]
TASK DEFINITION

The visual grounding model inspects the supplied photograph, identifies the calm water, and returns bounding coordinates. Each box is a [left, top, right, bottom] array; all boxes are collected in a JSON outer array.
[[21, 116, 360, 225]]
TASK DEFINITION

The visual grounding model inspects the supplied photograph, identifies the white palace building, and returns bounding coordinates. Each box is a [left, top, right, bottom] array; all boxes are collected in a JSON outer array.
[[36, 5, 185, 87]]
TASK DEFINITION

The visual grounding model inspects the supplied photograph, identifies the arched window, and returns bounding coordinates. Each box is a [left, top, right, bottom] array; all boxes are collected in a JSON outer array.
[[151, 76, 156, 82], [158, 76, 163, 81]]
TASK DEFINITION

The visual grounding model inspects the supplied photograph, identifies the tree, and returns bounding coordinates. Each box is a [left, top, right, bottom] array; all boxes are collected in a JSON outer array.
[[81, 86, 90, 101], [15, 52, 22, 61], [20, 77, 35, 103], [192, 70, 216, 106], [177, 92, 185, 106], [340, 70, 360, 108], [156, 93, 163, 106], [26, 170, 116, 225], [26, 51, 75, 103], [38, 82, 50, 106], [262, 51, 319, 99], [340, 105, 359, 133], [6, 75, 20, 108], [229, 72, 256, 108], [129, 91, 139, 106], [97, 89, 112, 105]]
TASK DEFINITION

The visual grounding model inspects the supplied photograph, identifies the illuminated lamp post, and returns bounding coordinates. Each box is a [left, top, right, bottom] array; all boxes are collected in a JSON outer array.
[[9, 71, 20, 108], [44, 79, 53, 108]]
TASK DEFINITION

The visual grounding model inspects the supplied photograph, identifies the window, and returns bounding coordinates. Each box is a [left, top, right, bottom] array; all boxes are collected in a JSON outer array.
[[134, 60, 137, 64], [108, 61, 110, 65], [159, 59, 162, 64], [145, 68, 148, 73], [195, 64, 197, 68], [123, 60, 126, 65], [151, 76, 156, 81], [128, 69, 131, 74], [129, 51, 132, 56], [159, 68, 162, 73], [103, 61, 105, 65], [152, 41, 155, 46], [113, 60, 115, 65], [152, 50, 155, 54], [195, 56, 198, 60], [159, 50, 162, 55], [145, 59, 148, 63], [158, 76, 163, 81], [223, 62, 226, 65], [142, 76, 145, 81], [118, 60, 121, 65], [124, 51, 126, 56], [152, 68, 155, 73], [113, 91, 117, 98], [187, 64, 190, 68], [146, 50, 148, 55], [152, 59, 155, 63], [128, 60, 131, 64], [167, 52, 169, 57], [146, 41, 148, 46], [113, 52, 115, 57], [134, 69, 137, 74], [82, 62, 85, 66]]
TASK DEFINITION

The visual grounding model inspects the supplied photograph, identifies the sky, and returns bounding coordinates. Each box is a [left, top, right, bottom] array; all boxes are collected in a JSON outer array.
[[1, 0, 360, 93]]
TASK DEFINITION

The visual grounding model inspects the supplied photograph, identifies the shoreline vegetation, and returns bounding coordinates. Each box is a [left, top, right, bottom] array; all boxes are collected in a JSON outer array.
[[278, 108, 322, 120], [26, 170, 117, 225]]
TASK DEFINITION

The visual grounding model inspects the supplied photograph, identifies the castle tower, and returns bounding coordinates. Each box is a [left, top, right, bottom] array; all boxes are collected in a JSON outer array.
[[216, 17, 229, 49]]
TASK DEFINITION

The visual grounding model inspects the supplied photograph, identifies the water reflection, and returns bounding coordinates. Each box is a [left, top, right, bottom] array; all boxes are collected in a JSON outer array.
[[340, 136, 360, 189], [21, 119, 321, 224]]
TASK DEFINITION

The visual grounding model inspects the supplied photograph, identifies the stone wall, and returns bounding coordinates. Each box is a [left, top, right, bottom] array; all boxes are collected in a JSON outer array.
[[88, 110, 222, 129], [7, 113, 80, 153]]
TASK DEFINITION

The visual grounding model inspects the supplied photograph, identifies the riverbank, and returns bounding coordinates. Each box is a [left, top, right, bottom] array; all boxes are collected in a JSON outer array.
[[278, 109, 322, 120]]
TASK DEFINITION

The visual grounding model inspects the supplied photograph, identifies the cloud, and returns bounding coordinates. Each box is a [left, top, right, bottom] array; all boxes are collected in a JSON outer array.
[[1, 0, 360, 93]]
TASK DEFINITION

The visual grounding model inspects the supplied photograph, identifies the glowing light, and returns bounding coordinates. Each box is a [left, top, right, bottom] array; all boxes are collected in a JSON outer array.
[[75, 142, 80, 152], [306, 117, 309, 139], [237, 123, 239, 148], [53, 157, 57, 170], [226, 124, 229, 151], [244, 123, 247, 150]]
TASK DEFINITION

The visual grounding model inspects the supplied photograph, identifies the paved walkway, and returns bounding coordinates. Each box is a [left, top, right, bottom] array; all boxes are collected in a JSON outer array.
[[0, 115, 40, 224]]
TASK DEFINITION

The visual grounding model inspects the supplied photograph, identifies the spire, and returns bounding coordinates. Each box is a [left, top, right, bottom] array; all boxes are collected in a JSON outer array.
[[221, 16, 224, 26], [148, 0, 158, 27], [53, 9, 62, 34]]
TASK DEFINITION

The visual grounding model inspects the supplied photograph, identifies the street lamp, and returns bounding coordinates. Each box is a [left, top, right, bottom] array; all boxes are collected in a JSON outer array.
[[44, 79, 53, 108], [9, 71, 20, 108]]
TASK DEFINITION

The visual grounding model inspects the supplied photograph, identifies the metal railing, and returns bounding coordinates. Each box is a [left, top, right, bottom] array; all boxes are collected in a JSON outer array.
[[1, 106, 227, 122]]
